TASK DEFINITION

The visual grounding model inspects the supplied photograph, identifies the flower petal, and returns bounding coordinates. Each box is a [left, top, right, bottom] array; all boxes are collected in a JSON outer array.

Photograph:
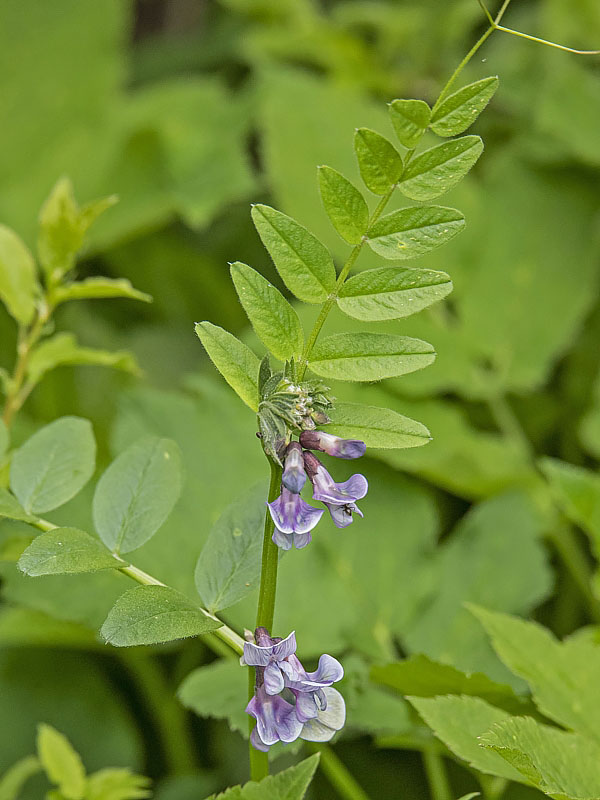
[[272, 527, 292, 550], [303, 654, 344, 687], [268, 489, 324, 535], [292, 531, 312, 549], [312, 467, 368, 505], [299, 688, 346, 742], [250, 726, 270, 752], [243, 641, 272, 667], [294, 691, 319, 722], [264, 662, 285, 695], [272, 631, 297, 660], [325, 502, 362, 528]]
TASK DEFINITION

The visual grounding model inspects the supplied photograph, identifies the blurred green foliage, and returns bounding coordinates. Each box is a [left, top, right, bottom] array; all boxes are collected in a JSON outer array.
[[0, 0, 600, 798]]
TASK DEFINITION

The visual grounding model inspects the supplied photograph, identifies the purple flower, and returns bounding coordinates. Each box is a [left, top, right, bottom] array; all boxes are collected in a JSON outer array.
[[246, 686, 303, 751], [281, 442, 306, 493], [267, 487, 323, 550], [300, 430, 366, 460], [304, 453, 368, 529], [245, 627, 345, 751]]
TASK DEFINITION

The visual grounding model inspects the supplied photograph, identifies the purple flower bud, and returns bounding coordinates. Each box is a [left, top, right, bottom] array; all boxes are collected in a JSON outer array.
[[281, 442, 306, 493], [300, 430, 366, 460], [267, 487, 323, 550]]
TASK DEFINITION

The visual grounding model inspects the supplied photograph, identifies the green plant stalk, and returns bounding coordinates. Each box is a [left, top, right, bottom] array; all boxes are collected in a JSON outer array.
[[248, 460, 283, 780], [422, 748, 452, 800], [2, 300, 50, 427], [306, 743, 371, 800], [248, 8, 512, 783]]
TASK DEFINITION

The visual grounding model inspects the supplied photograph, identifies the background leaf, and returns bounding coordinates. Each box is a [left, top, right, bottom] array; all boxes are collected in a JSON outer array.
[[0, 756, 41, 800], [93, 436, 182, 555], [326, 402, 431, 449], [195, 484, 266, 613], [10, 417, 96, 514], [0, 225, 39, 324], [37, 724, 86, 800], [51, 277, 151, 306], [27, 333, 140, 384], [100, 585, 221, 647]]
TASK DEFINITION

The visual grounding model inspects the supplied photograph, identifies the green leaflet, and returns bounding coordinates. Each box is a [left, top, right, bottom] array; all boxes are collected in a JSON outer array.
[[354, 128, 403, 195], [202, 754, 320, 800], [470, 605, 600, 743], [325, 401, 431, 449], [93, 436, 182, 555], [309, 332, 435, 382], [407, 695, 523, 782], [318, 165, 369, 244], [195, 484, 266, 613], [366, 205, 465, 260], [0, 756, 41, 800], [18, 528, 119, 577], [431, 77, 499, 137], [371, 654, 527, 715], [230, 262, 303, 361], [195, 321, 261, 411], [251, 204, 336, 303], [51, 276, 152, 305], [388, 98, 431, 148], [10, 416, 96, 514], [178, 659, 248, 737], [37, 723, 86, 800], [100, 585, 221, 646], [480, 716, 600, 799], [399, 136, 483, 201], [0, 488, 36, 523], [85, 768, 151, 800], [539, 457, 600, 558], [27, 332, 140, 384], [0, 224, 40, 324], [338, 267, 452, 321]]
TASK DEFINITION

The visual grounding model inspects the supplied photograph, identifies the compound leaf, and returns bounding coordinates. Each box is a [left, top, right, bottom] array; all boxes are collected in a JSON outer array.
[[195, 322, 260, 411], [318, 165, 369, 244], [366, 206, 465, 260], [354, 128, 403, 195], [389, 98, 431, 148], [399, 136, 483, 201], [18, 528, 119, 577], [430, 77, 499, 137]]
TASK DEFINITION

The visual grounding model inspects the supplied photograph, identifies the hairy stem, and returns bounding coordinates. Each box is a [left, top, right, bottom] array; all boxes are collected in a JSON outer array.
[[306, 743, 371, 800], [248, 459, 283, 780]]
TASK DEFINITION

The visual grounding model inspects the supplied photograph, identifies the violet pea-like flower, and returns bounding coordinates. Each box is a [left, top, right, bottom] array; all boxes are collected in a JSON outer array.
[[300, 430, 366, 460], [285, 653, 344, 722], [304, 453, 368, 529], [267, 487, 323, 550]]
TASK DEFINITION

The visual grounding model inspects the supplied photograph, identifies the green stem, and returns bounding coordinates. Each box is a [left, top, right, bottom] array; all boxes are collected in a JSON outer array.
[[297, 189, 394, 382], [2, 301, 50, 428], [306, 743, 371, 800], [248, 460, 283, 781], [478, 774, 508, 800], [118, 649, 197, 775], [547, 524, 600, 623], [422, 748, 452, 800]]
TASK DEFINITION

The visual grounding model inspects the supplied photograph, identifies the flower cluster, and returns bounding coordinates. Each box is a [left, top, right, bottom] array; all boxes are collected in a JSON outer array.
[[244, 627, 345, 752], [267, 431, 368, 550]]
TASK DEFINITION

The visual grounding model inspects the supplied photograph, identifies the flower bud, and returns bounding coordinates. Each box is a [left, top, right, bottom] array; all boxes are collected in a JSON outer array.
[[282, 441, 307, 493], [300, 430, 366, 460]]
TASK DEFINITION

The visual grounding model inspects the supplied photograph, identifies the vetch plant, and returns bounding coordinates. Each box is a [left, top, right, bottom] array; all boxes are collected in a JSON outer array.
[[1, 1, 599, 797]]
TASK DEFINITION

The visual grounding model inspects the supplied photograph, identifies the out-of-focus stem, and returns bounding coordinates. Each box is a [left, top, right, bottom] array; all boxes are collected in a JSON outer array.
[[306, 743, 371, 800]]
